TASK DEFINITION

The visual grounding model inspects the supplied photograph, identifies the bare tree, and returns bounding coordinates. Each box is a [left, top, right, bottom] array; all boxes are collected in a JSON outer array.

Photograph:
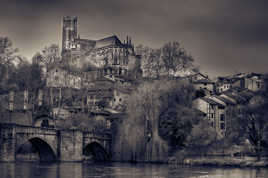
[[225, 80, 268, 160], [161, 42, 194, 77], [0, 37, 19, 80]]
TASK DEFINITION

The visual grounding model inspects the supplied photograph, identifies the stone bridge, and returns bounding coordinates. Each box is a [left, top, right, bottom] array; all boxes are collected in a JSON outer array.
[[0, 123, 111, 162]]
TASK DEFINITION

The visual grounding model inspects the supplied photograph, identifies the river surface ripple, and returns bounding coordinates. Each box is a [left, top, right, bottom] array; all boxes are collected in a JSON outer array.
[[0, 162, 267, 178]]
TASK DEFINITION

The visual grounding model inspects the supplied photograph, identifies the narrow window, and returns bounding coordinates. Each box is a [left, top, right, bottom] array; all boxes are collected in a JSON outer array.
[[220, 123, 225, 130], [220, 114, 225, 121]]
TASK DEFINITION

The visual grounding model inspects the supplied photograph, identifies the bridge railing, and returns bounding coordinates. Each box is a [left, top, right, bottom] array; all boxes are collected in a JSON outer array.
[[82, 128, 111, 139], [0, 123, 58, 135], [0, 123, 112, 139]]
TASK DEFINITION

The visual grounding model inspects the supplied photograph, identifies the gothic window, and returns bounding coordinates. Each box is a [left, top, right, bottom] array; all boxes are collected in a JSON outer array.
[[220, 123, 225, 130], [114, 56, 118, 65]]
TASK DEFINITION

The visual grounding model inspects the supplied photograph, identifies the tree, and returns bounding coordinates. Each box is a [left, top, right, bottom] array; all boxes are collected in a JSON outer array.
[[0, 37, 19, 67], [139, 42, 197, 79], [142, 48, 162, 79], [0, 37, 20, 92], [157, 81, 202, 154], [12, 61, 44, 92], [184, 119, 217, 156], [112, 78, 205, 162], [225, 79, 268, 159], [161, 42, 194, 77]]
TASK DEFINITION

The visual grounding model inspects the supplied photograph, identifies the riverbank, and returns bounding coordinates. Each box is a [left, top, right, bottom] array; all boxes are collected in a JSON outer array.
[[177, 156, 268, 168]]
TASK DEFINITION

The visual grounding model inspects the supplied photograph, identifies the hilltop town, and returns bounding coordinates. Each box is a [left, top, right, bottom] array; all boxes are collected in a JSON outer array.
[[0, 16, 268, 163]]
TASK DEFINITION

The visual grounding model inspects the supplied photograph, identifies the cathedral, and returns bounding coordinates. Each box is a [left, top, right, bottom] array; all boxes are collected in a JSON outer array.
[[62, 16, 140, 75], [45, 16, 141, 114], [46, 16, 141, 89]]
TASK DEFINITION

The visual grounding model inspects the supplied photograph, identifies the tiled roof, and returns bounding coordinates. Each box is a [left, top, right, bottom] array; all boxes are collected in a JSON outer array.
[[222, 91, 248, 104], [193, 79, 214, 84], [200, 97, 225, 108], [214, 95, 236, 105], [189, 72, 208, 79], [95, 35, 124, 49]]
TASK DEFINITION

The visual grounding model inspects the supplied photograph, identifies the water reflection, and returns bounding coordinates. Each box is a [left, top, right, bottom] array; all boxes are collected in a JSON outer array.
[[0, 162, 267, 178]]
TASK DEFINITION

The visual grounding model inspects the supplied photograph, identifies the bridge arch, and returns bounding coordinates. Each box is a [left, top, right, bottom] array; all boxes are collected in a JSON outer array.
[[16, 137, 57, 162], [83, 142, 109, 162]]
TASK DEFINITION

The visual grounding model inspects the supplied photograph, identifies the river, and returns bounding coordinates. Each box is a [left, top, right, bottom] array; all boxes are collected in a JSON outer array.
[[0, 162, 267, 178]]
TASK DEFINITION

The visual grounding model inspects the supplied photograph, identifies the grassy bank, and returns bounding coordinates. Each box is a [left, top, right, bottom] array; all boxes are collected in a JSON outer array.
[[170, 156, 268, 167]]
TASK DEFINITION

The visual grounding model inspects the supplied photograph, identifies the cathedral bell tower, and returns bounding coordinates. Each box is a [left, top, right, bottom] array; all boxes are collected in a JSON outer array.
[[62, 16, 78, 51]]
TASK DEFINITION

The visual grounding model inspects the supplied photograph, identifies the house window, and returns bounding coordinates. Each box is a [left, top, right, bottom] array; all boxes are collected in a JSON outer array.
[[220, 114, 225, 121], [220, 123, 225, 130], [210, 113, 214, 118], [257, 82, 260, 88], [119, 98, 122, 102]]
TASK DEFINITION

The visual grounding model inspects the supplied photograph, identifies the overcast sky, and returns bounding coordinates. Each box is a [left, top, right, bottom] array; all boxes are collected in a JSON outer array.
[[1, 0, 268, 77]]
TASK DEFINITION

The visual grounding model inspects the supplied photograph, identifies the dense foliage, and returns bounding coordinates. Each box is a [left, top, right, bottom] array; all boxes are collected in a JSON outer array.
[[225, 79, 268, 158], [113, 78, 217, 162]]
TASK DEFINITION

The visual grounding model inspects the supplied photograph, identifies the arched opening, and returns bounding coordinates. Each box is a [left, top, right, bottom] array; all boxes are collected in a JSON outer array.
[[33, 115, 55, 128], [83, 142, 109, 162], [16, 138, 56, 162]]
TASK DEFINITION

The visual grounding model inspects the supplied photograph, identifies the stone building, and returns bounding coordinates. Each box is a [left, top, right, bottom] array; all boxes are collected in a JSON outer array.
[[193, 97, 226, 137], [245, 73, 264, 92], [46, 66, 82, 89], [61, 16, 141, 79]]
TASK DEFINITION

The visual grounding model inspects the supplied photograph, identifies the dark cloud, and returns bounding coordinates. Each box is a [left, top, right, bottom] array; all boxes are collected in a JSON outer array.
[[0, 0, 268, 76]]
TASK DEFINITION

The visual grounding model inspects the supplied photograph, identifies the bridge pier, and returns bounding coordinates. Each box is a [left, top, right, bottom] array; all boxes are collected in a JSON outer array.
[[59, 130, 83, 161], [0, 124, 16, 161]]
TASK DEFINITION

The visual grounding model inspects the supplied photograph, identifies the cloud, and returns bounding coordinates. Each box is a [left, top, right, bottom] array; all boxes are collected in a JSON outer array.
[[0, 0, 268, 76]]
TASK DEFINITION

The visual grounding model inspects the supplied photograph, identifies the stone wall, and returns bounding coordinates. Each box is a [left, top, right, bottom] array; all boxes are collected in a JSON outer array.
[[0, 124, 111, 162], [59, 130, 83, 161]]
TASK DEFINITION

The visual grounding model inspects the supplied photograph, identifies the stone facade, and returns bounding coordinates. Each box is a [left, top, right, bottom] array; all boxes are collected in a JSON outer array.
[[193, 97, 226, 137], [61, 16, 140, 77]]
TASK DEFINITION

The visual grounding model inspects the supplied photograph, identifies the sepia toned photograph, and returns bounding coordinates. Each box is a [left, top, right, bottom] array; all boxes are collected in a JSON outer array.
[[0, 0, 268, 177]]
